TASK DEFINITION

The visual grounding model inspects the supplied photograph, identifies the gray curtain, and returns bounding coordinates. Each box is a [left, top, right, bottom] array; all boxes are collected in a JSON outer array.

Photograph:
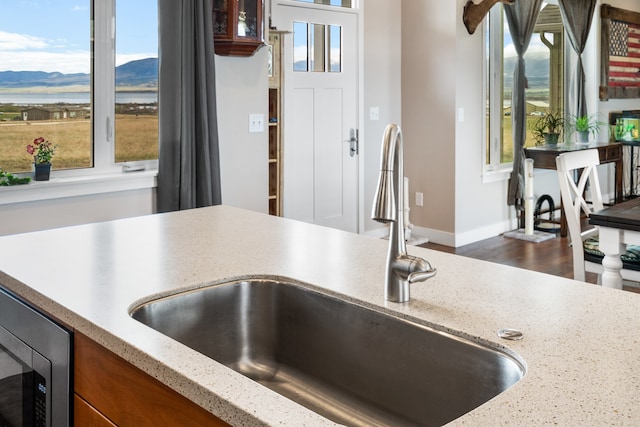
[[506, 0, 543, 208], [157, 0, 222, 212], [558, 0, 597, 118]]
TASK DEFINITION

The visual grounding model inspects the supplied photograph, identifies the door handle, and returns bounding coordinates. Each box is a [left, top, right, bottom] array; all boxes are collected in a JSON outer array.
[[347, 128, 359, 157]]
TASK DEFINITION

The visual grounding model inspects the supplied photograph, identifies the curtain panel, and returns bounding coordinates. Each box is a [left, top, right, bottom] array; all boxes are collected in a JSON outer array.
[[157, 0, 222, 212], [505, 0, 543, 209], [558, 0, 597, 118]]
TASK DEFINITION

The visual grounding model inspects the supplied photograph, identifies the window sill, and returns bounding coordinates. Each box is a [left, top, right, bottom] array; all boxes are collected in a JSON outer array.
[[0, 169, 157, 206], [482, 167, 512, 184]]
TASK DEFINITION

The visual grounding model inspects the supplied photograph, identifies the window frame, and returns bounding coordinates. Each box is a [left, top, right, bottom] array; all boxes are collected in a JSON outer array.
[[11, 0, 158, 183], [482, 2, 566, 183], [1, 0, 158, 207], [483, 5, 512, 183]]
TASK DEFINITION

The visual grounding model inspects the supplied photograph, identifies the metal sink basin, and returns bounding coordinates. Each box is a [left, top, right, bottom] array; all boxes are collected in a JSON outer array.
[[131, 278, 524, 426]]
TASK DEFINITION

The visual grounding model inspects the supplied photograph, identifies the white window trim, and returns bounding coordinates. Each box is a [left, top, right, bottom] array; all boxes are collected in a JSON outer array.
[[482, 5, 513, 184], [0, 170, 156, 206], [2, 0, 158, 202]]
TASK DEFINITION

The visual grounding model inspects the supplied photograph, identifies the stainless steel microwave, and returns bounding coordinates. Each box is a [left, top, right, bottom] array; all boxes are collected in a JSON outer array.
[[0, 287, 72, 427]]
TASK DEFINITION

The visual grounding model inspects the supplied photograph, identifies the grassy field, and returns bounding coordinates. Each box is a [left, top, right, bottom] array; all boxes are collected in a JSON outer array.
[[0, 114, 157, 172], [500, 115, 542, 164]]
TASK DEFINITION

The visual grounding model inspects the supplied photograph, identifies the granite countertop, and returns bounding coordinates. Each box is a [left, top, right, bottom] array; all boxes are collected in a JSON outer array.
[[0, 205, 639, 425]]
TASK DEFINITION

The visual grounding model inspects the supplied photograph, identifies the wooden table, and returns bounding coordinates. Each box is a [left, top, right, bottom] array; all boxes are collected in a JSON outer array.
[[589, 197, 640, 289], [525, 142, 623, 237]]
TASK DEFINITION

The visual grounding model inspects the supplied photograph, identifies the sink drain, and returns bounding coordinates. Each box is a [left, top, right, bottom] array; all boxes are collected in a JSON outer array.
[[497, 328, 523, 340]]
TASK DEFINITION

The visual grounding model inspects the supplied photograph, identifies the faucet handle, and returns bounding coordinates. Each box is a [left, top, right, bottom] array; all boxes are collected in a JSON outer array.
[[406, 255, 437, 283], [393, 255, 437, 284], [408, 267, 437, 283]]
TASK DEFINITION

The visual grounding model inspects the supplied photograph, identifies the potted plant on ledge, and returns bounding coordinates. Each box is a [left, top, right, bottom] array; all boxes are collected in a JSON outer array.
[[532, 110, 564, 145], [568, 113, 606, 144], [27, 137, 57, 181]]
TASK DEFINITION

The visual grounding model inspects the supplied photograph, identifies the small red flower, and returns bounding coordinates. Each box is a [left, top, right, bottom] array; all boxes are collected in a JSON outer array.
[[27, 136, 57, 164]]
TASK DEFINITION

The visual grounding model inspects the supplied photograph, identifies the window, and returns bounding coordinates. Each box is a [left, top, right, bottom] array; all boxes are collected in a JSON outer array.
[[293, 22, 342, 73], [485, 2, 564, 174], [115, 1, 159, 163], [0, 0, 157, 176]]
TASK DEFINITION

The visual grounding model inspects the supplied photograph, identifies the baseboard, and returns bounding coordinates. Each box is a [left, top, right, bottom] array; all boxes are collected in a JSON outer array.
[[408, 218, 519, 248], [362, 224, 429, 246], [364, 218, 519, 248], [452, 218, 519, 247]]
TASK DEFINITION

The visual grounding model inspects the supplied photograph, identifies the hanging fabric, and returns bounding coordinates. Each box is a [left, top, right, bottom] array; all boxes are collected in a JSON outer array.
[[157, 0, 222, 212], [505, 0, 544, 209], [558, 0, 597, 118]]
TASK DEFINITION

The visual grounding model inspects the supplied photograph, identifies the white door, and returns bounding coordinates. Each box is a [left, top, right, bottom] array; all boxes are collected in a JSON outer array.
[[273, 2, 359, 232]]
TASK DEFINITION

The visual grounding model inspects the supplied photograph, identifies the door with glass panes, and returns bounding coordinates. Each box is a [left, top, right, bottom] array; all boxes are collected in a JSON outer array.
[[273, 1, 359, 233]]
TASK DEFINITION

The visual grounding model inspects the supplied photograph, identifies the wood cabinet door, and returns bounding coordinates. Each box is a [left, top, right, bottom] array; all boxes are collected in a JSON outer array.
[[74, 332, 229, 426]]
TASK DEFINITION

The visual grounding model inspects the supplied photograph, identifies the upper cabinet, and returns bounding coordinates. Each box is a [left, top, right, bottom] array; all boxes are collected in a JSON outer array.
[[213, 0, 264, 56]]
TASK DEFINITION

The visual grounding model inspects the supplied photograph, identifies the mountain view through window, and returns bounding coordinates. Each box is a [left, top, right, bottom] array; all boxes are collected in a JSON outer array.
[[0, 0, 158, 174]]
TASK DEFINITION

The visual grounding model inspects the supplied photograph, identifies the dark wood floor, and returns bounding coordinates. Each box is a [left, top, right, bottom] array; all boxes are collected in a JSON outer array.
[[421, 232, 581, 280], [420, 231, 640, 293]]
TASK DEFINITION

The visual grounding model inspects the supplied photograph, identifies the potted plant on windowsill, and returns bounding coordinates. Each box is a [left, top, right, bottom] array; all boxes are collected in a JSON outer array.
[[27, 137, 57, 181], [568, 113, 606, 144], [532, 110, 564, 145]]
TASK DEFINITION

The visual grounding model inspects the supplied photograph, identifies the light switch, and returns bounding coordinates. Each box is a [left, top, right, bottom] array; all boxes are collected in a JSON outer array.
[[249, 114, 264, 133], [369, 107, 380, 121]]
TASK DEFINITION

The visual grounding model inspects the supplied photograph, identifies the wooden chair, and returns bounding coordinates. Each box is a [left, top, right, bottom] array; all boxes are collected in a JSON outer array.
[[556, 149, 640, 283]]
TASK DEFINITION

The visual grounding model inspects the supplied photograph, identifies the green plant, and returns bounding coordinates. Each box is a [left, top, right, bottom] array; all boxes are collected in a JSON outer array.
[[568, 113, 606, 139], [531, 110, 564, 145], [26, 136, 57, 164], [0, 168, 30, 186]]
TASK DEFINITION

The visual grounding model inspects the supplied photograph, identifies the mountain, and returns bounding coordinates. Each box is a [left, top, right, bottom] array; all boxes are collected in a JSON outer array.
[[503, 51, 550, 89], [115, 58, 158, 87], [0, 70, 89, 88], [0, 58, 158, 89]]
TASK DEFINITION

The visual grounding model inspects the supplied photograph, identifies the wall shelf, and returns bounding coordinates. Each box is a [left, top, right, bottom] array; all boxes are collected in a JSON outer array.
[[268, 31, 284, 216]]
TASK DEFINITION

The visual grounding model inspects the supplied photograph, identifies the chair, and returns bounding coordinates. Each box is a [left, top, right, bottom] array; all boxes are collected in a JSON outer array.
[[556, 149, 640, 283]]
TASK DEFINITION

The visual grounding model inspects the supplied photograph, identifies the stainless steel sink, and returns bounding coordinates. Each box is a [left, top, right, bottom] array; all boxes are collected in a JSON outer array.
[[130, 279, 525, 427]]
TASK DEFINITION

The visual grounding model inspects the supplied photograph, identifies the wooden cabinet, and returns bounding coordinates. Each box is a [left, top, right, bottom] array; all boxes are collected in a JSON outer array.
[[213, 0, 264, 56], [268, 31, 284, 216], [74, 332, 229, 426]]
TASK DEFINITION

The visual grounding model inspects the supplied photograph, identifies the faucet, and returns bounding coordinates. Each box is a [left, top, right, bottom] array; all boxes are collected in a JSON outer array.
[[372, 124, 437, 302]]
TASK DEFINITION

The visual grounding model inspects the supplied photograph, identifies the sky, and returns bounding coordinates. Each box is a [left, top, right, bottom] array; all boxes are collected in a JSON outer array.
[[0, 0, 158, 74], [504, 29, 553, 59]]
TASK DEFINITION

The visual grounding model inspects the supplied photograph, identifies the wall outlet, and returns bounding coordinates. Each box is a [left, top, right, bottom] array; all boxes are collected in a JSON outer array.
[[415, 192, 424, 207], [248, 114, 264, 133]]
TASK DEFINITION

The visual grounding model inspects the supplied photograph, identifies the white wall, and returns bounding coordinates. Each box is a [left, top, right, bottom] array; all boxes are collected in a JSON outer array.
[[215, 51, 270, 214], [361, 0, 402, 234], [0, 188, 155, 236]]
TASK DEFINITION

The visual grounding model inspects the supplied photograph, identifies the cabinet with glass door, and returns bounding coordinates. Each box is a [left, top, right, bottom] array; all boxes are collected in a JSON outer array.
[[212, 0, 264, 56]]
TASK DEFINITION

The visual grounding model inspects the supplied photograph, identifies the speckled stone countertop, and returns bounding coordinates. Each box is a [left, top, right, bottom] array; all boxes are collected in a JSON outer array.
[[0, 205, 639, 426]]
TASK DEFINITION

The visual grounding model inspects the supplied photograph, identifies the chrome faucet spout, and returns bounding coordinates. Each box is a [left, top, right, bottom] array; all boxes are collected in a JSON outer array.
[[372, 124, 436, 302]]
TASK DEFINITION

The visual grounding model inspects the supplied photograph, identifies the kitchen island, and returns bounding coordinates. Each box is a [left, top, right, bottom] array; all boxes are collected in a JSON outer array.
[[0, 205, 639, 425]]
